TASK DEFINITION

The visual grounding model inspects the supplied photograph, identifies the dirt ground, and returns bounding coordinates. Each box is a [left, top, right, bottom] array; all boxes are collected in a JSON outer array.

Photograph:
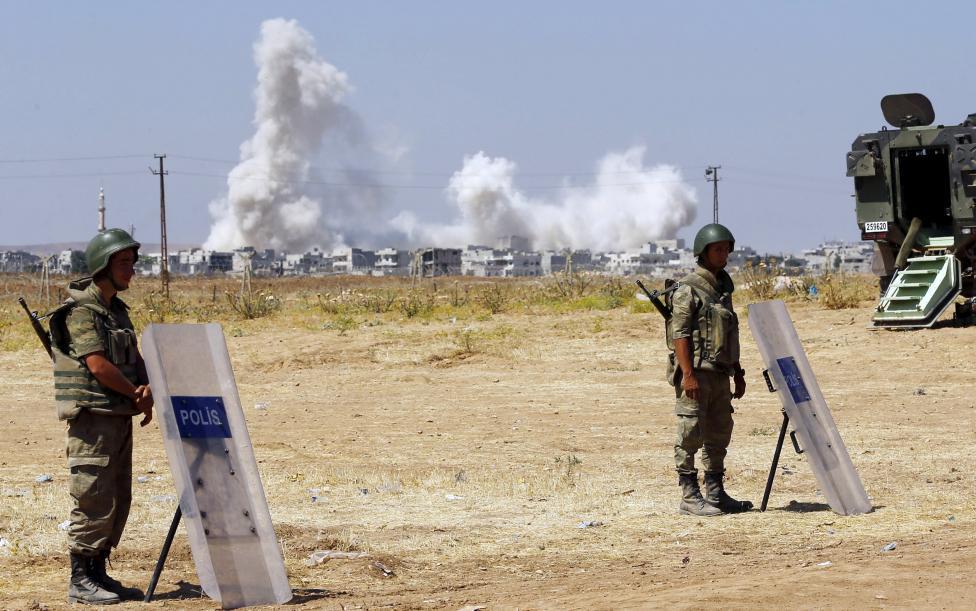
[[1, 299, 974, 609]]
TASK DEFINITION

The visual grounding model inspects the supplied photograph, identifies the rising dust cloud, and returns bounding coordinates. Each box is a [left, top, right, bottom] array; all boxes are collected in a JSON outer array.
[[206, 19, 698, 253]]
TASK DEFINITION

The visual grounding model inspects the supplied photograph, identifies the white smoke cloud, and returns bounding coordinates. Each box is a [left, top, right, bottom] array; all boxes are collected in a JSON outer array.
[[205, 18, 382, 252], [206, 19, 696, 254], [394, 146, 697, 251]]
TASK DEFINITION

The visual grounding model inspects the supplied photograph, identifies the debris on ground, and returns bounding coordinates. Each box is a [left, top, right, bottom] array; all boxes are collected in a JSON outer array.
[[58, 520, 70, 531], [34, 474, 53, 483], [370, 560, 396, 577], [882, 541, 898, 552], [578, 520, 604, 529], [306, 550, 369, 565], [817, 561, 833, 568]]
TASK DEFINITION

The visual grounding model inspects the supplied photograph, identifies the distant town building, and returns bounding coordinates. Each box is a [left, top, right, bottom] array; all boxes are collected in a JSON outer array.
[[331, 247, 376, 275], [172, 249, 233, 275], [413, 248, 462, 277], [801, 242, 873, 274], [4, 233, 876, 280], [0, 250, 42, 273], [374, 248, 410, 276], [56, 250, 86, 275]]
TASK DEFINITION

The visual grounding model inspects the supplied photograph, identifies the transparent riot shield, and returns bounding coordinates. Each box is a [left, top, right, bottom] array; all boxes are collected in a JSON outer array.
[[747, 301, 872, 516], [141, 324, 292, 608]]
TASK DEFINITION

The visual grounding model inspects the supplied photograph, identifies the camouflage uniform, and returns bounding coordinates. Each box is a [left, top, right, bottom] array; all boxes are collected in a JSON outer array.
[[667, 265, 740, 475], [54, 279, 141, 557]]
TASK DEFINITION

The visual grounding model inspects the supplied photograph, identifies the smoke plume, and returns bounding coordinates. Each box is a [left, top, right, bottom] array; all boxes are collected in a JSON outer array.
[[205, 18, 380, 252], [393, 146, 697, 251]]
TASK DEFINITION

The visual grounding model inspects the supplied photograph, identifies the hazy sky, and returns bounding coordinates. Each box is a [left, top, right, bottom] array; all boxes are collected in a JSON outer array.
[[2, 1, 974, 252]]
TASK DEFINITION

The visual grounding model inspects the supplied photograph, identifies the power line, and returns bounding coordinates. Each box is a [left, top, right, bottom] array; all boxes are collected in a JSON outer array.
[[0, 170, 146, 180], [0, 154, 150, 164], [167, 168, 698, 190], [167, 153, 706, 178]]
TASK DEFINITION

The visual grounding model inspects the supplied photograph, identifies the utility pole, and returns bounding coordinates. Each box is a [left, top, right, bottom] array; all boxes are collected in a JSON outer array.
[[705, 165, 721, 223], [150, 154, 170, 298]]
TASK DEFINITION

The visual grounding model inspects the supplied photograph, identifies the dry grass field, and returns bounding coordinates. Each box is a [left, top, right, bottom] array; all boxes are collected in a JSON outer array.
[[0, 272, 973, 609]]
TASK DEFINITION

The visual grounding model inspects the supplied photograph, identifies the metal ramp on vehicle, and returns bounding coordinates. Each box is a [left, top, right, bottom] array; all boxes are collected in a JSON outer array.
[[873, 254, 961, 328]]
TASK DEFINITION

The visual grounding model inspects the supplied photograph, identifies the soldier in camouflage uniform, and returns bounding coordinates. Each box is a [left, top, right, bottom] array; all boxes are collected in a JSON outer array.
[[49, 229, 153, 604], [666, 223, 753, 516]]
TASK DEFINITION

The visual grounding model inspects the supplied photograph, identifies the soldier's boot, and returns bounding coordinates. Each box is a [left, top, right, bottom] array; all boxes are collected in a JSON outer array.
[[678, 473, 723, 517], [90, 550, 144, 601], [67, 553, 120, 605], [703, 471, 754, 514]]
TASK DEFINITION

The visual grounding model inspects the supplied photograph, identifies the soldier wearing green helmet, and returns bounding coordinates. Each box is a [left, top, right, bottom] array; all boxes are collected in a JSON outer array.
[[48, 228, 153, 604], [665, 223, 753, 516]]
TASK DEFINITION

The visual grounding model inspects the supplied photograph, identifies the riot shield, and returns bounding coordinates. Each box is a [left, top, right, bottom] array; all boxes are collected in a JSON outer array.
[[141, 323, 292, 608], [747, 301, 872, 516]]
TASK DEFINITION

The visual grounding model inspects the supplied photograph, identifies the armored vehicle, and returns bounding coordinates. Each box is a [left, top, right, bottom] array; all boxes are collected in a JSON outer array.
[[848, 93, 976, 327]]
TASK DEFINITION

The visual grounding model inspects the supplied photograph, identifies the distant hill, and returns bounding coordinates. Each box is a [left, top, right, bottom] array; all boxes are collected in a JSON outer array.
[[0, 242, 198, 255]]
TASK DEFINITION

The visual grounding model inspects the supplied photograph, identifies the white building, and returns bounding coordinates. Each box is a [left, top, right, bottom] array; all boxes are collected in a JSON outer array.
[[173, 249, 233, 275], [331, 247, 376, 275], [56, 250, 86, 275]]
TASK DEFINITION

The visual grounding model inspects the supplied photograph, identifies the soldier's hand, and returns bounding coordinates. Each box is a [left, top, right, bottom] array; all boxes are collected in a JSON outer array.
[[733, 372, 746, 399], [682, 372, 700, 400], [135, 385, 154, 427]]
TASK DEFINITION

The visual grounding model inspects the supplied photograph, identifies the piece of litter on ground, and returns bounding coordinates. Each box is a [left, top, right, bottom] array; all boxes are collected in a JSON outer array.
[[0, 537, 10, 547], [816, 561, 832, 568], [35, 474, 53, 483], [306, 550, 369, 565], [882, 541, 897, 552], [136, 476, 150, 484], [150, 494, 177, 504], [578, 520, 604, 529], [58, 520, 71, 531], [875, 594, 888, 600], [913, 388, 926, 396], [370, 560, 395, 577], [254, 401, 270, 410], [445, 494, 464, 501]]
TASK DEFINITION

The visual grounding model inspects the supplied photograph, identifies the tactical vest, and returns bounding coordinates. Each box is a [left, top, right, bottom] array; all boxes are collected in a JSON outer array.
[[665, 268, 740, 381], [48, 282, 141, 421]]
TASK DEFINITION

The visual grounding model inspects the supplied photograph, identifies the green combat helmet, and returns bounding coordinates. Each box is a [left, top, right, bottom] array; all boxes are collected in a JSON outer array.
[[693, 223, 735, 256], [85, 228, 140, 276]]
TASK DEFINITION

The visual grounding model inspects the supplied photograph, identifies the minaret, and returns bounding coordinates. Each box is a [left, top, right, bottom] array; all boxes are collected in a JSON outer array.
[[98, 187, 106, 232]]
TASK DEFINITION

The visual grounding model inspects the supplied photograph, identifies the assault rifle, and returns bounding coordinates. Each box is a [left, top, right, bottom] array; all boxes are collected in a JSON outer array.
[[635, 279, 680, 321], [18, 297, 53, 360]]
